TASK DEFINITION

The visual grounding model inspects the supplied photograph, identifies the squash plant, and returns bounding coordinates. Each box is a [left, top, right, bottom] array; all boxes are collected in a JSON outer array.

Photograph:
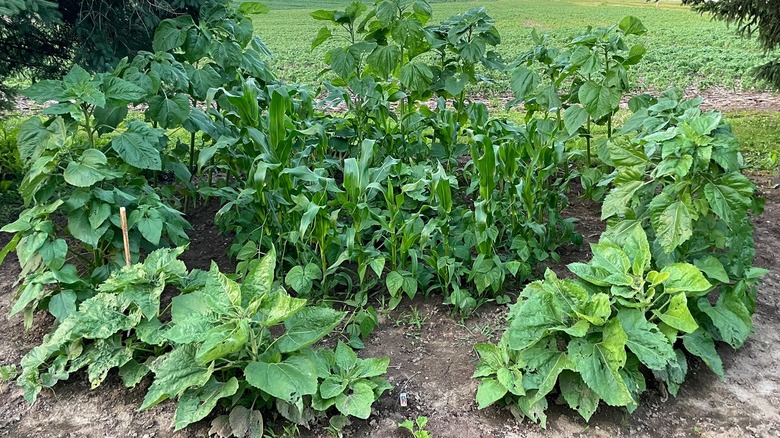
[[474, 226, 738, 426], [8, 247, 390, 434]]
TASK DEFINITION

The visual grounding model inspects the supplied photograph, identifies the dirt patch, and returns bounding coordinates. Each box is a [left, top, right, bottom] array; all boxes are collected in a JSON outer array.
[[678, 87, 780, 112], [312, 172, 780, 438], [179, 198, 235, 272], [0, 174, 779, 438], [522, 20, 552, 31], [6, 87, 780, 120]]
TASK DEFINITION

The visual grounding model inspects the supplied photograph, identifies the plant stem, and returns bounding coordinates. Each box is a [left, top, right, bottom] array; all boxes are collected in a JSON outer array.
[[189, 131, 196, 174], [586, 116, 592, 166]]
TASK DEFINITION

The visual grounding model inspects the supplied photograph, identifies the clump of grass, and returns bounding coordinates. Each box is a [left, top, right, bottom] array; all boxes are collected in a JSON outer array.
[[0, 117, 23, 226], [726, 111, 780, 172], [0, 191, 23, 227]]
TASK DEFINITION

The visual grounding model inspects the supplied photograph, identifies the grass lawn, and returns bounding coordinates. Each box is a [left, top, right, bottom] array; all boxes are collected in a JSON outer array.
[[249, 0, 774, 91]]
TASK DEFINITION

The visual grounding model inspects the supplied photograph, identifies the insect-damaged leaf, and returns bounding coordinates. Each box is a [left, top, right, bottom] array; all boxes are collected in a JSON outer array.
[[174, 377, 239, 431], [244, 355, 318, 404], [617, 309, 675, 371], [140, 345, 213, 410], [568, 319, 634, 407]]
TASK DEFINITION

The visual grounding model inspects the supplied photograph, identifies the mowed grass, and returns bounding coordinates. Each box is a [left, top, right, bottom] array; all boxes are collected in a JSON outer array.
[[249, 0, 774, 91], [728, 111, 780, 171]]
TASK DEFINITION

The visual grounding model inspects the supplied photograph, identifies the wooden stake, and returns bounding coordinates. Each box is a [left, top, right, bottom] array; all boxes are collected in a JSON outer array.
[[120, 207, 131, 266]]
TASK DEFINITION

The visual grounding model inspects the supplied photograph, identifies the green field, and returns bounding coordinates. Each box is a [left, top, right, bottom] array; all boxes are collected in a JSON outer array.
[[251, 0, 773, 91]]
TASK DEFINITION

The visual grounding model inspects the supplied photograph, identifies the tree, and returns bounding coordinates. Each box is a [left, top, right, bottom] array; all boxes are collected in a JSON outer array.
[[0, 0, 217, 107], [684, 0, 780, 89]]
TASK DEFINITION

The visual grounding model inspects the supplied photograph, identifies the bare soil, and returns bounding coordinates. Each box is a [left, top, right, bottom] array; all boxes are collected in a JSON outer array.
[[0, 174, 778, 438], [7, 87, 780, 118]]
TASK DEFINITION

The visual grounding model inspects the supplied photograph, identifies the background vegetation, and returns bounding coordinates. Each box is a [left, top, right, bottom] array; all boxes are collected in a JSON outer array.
[[252, 0, 774, 90], [0, 0, 221, 106]]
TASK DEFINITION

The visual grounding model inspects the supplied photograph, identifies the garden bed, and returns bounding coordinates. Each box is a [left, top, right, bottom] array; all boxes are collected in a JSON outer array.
[[1, 172, 777, 438]]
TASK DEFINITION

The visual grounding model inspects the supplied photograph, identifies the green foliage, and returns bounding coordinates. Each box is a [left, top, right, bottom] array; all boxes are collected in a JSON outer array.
[[13, 247, 391, 432], [0, 119, 23, 190], [726, 111, 780, 171], [510, 16, 646, 132], [200, 1, 582, 316], [253, 0, 774, 93], [311, 341, 391, 419], [475, 33, 765, 425], [684, 0, 780, 88], [6, 1, 770, 433], [0, 0, 261, 106], [0, 119, 24, 226], [507, 15, 648, 201], [0, 1, 278, 327], [343, 306, 379, 349], [399, 416, 432, 438], [0, 63, 191, 328], [474, 227, 760, 425], [602, 89, 764, 287]]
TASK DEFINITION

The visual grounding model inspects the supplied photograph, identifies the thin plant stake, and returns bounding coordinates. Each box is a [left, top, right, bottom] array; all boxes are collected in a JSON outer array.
[[120, 207, 131, 266]]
